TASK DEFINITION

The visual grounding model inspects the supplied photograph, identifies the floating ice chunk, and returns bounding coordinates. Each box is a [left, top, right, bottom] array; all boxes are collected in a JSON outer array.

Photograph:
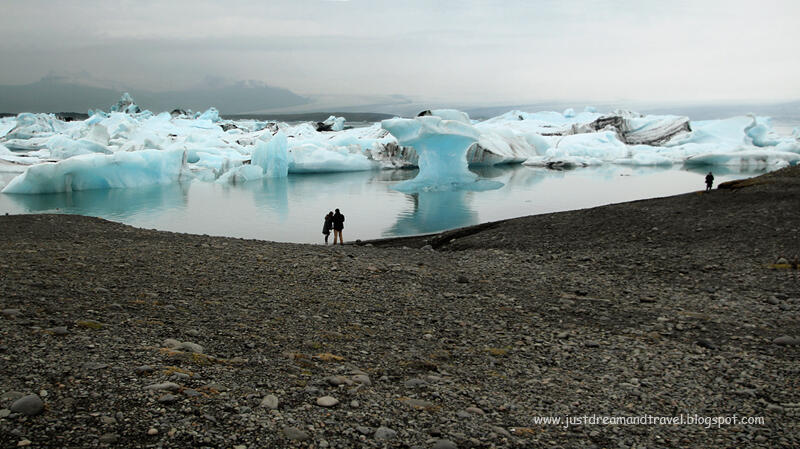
[[547, 131, 628, 160], [46, 135, 111, 159], [288, 143, 376, 173], [744, 116, 781, 147], [414, 109, 473, 124], [2, 149, 185, 194], [584, 106, 598, 113], [216, 164, 265, 184], [197, 108, 221, 123], [0, 119, 15, 138], [251, 131, 289, 177], [319, 116, 346, 132], [4, 113, 65, 140], [685, 150, 800, 168], [382, 115, 502, 192], [109, 92, 141, 114], [563, 108, 576, 118]]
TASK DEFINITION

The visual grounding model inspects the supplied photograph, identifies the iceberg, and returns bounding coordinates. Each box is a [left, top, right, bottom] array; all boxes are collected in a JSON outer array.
[[2, 149, 185, 194], [1, 92, 797, 194], [382, 112, 502, 192]]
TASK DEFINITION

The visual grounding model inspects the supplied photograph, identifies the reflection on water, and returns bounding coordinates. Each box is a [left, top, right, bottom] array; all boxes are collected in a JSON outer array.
[[0, 164, 769, 243], [386, 190, 478, 237]]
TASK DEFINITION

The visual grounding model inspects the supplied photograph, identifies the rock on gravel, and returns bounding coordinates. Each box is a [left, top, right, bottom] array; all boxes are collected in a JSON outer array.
[[283, 426, 310, 441], [10, 394, 43, 416], [374, 426, 397, 441], [260, 394, 279, 409], [316, 396, 339, 407]]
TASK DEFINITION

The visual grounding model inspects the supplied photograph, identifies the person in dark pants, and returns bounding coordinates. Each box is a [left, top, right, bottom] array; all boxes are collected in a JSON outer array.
[[705, 172, 714, 191], [322, 211, 334, 244], [332, 208, 345, 245]]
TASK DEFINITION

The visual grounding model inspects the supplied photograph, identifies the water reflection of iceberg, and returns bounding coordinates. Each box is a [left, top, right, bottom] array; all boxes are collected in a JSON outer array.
[[6, 182, 190, 220], [386, 189, 478, 237]]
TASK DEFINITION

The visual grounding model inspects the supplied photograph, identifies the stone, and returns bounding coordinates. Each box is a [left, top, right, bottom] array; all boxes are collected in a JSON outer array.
[[773, 336, 799, 346], [1, 309, 21, 319], [374, 426, 397, 441], [147, 428, 158, 435], [145, 382, 180, 391], [99, 433, 119, 443], [260, 394, 279, 410], [135, 365, 155, 375], [0, 409, 10, 418], [316, 396, 339, 407], [433, 440, 458, 449], [10, 394, 44, 416], [283, 426, 310, 441], [464, 406, 484, 415], [158, 394, 179, 403], [326, 375, 352, 386], [766, 404, 785, 414], [351, 374, 371, 386], [16, 440, 31, 447], [696, 338, 716, 349], [491, 426, 511, 437], [48, 326, 69, 336], [456, 275, 469, 284]]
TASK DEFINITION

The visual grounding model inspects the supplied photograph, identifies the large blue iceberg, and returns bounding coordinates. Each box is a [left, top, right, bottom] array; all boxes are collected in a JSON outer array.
[[381, 111, 502, 192]]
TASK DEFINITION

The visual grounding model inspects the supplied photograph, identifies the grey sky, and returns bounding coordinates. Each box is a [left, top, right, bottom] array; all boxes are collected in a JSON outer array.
[[0, 0, 798, 104]]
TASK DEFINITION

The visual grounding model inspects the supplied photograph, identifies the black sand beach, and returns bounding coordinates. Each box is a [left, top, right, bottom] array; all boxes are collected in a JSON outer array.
[[1, 166, 798, 448]]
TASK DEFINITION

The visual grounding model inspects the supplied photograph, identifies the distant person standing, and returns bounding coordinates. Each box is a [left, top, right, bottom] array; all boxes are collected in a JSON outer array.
[[322, 211, 334, 244], [332, 208, 345, 245], [705, 172, 714, 191]]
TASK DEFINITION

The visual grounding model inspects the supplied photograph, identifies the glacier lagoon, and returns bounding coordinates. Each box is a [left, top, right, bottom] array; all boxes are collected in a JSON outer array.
[[1, 95, 797, 242], [0, 164, 772, 243]]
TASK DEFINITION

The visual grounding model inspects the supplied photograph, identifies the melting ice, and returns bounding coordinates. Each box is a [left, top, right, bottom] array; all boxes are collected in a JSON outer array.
[[1, 94, 798, 194]]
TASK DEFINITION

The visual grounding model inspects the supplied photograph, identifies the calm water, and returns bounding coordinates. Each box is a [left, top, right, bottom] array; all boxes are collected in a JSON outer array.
[[0, 165, 768, 243]]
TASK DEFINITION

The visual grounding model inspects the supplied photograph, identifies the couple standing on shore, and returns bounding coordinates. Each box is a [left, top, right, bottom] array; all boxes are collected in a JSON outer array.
[[322, 209, 345, 244]]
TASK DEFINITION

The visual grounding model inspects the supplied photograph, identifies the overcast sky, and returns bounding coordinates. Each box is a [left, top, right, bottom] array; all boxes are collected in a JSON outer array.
[[0, 0, 798, 105]]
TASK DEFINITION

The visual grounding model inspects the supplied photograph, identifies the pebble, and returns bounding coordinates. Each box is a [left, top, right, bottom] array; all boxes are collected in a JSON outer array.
[[260, 394, 279, 410], [0, 409, 10, 418], [47, 326, 69, 336], [283, 426, 310, 441], [696, 338, 716, 349], [316, 396, 339, 407], [374, 426, 397, 441], [16, 440, 31, 447], [433, 439, 458, 449], [326, 375, 352, 386], [464, 406, 484, 415], [10, 394, 44, 416], [766, 404, 784, 414], [772, 336, 799, 346], [145, 382, 180, 391], [135, 365, 155, 375], [351, 374, 371, 385], [99, 433, 119, 443], [158, 393, 179, 403], [147, 428, 158, 435], [2, 309, 21, 319]]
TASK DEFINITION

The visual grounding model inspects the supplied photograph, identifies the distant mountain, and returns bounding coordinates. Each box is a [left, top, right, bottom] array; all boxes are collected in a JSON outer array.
[[0, 77, 309, 114]]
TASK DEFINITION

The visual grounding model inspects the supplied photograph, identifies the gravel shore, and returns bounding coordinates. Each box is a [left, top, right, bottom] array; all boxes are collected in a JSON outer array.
[[1, 166, 798, 448]]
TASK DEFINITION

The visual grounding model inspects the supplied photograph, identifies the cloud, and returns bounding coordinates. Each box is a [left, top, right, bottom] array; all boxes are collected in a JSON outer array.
[[0, 0, 798, 103]]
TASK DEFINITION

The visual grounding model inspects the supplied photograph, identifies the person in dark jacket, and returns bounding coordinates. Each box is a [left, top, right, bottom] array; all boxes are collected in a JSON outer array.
[[322, 211, 334, 244], [332, 208, 345, 245], [705, 172, 714, 191]]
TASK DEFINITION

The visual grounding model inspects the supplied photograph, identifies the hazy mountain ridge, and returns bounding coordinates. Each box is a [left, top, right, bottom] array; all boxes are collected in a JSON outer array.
[[0, 78, 309, 114]]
